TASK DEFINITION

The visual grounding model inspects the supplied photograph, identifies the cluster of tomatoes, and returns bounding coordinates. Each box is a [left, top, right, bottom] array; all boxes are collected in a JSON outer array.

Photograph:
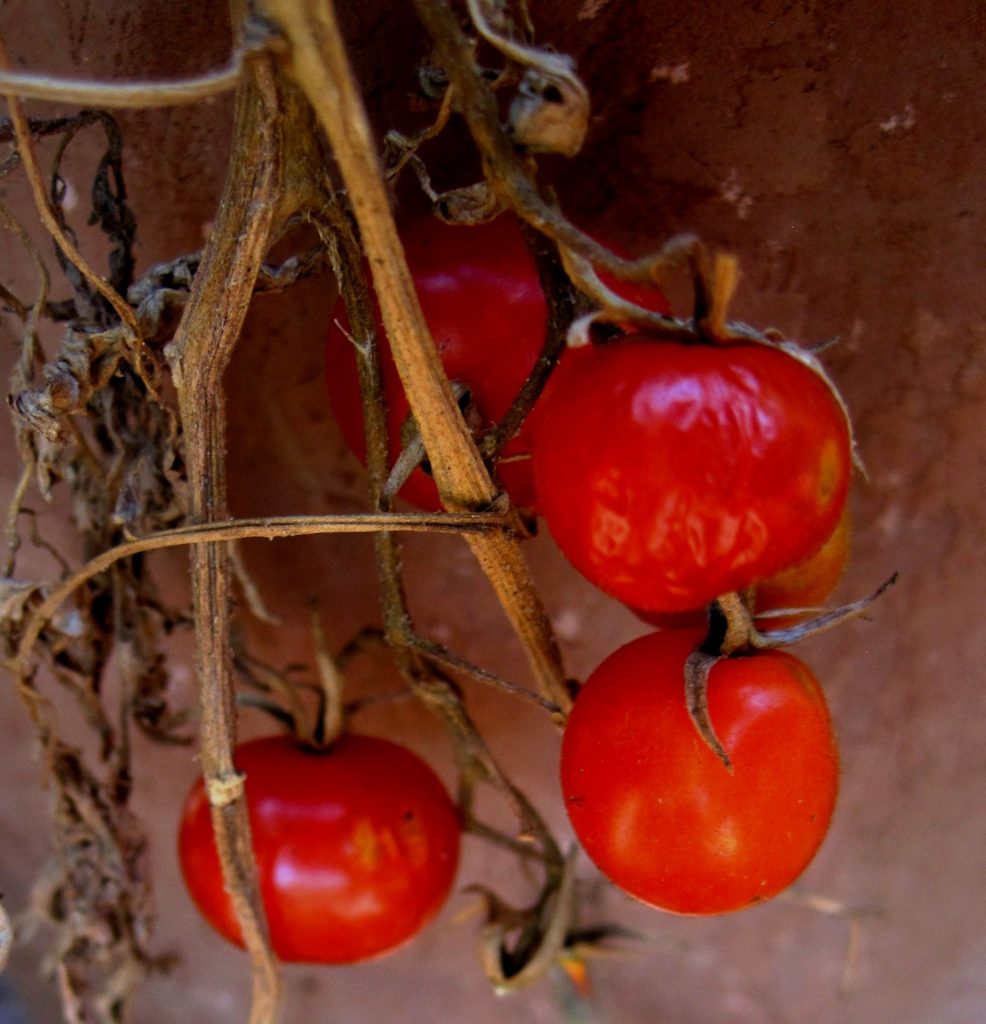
[[179, 215, 853, 963]]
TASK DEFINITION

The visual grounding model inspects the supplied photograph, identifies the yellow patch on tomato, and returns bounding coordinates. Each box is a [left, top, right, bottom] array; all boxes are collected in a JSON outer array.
[[816, 439, 843, 507]]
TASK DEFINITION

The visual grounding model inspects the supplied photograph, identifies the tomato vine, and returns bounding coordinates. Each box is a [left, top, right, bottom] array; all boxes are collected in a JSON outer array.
[[0, 1, 892, 1022]]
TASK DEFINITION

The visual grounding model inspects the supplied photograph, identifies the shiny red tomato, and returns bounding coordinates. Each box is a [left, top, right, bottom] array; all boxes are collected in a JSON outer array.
[[178, 734, 461, 963], [561, 631, 839, 914], [325, 216, 669, 509], [533, 338, 852, 612]]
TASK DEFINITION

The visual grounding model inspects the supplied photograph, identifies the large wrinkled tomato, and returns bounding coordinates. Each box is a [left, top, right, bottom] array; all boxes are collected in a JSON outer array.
[[325, 216, 669, 509], [533, 338, 852, 613], [179, 734, 460, 964], [561, 630, 839, 915]]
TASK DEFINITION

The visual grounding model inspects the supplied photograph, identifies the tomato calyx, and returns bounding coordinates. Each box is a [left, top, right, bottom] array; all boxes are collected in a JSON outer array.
[[235, 608, 355, 753], [684, 575, 899, 767], [471, 847, 590, 994]]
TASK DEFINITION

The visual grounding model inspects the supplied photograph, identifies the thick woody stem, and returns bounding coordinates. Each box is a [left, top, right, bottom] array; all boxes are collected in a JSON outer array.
[[166, 48, 284, 1024], [261, 0, 571, 714]]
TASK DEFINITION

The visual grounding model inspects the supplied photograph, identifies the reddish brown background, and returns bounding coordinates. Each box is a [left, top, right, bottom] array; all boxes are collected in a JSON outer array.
[[1, 1, 985, 1022]]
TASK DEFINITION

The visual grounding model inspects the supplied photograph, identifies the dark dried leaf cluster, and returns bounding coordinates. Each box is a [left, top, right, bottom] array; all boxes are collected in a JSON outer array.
[[1, 112, 198, 1021]]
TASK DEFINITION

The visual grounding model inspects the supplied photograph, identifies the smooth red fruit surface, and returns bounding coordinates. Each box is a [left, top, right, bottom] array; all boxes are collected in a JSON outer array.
[[325, 216, 669, 510], [533, 338, 852, 612], [178, 734, 460, 964], [561, 631, 839, 915]]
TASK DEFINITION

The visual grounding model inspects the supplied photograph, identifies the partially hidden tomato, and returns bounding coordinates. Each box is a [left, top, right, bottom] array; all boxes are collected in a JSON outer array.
[[325, 216, 669, 510], [560, 630, 839, 915], [179, 734, 461, 964], [533, 337, 852, 613], [634, 503, 852, 631], [753, 501, 851, 628]]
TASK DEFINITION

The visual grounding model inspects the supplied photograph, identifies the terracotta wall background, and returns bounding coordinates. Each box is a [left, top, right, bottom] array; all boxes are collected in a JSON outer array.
[[1, 2, 984, 1022]]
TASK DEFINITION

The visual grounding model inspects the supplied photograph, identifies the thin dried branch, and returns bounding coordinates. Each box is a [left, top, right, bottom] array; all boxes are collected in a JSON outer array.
[[0, 35, 140, 340], [320, 130, 568, 993], [478, 223, 582, 463], [412, 0, 700, 333], [48, 111, 137, 319], [0, 57, 244, 108], [9, 509, 506, 684], [410, 635, 563, 718], [0, 199, 50, 570]]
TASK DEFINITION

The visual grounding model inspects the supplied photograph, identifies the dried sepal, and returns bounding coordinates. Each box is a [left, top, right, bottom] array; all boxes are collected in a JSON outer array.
[[473, 846, 578, 994], [683, 649, 733, 772], [463, 0, 589, 157]]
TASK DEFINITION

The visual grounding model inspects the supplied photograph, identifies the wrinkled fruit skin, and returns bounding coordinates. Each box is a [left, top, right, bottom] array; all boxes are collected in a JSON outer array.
[[179, 734, 461, 964], [635, 504, 852, 631], [561, 631, 839, 915], [325, 216, 669, 510], [533, 338, 852, 613]]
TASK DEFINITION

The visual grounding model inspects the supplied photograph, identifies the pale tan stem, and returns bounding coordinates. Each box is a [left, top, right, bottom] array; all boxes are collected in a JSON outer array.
[[10, 511, 506, 676], [0, 59, 243, 108], [259, 0, 571, 714]]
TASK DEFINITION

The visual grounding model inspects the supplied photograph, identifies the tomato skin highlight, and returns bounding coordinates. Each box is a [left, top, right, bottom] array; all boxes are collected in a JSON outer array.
[[560, 631, 839, 915], [178, 734, 461, 964], [533, 338, 852, 613], [325, 216, 670, 510]]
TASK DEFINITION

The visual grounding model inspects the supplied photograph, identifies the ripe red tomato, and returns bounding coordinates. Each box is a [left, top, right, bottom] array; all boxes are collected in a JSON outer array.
[[560, 630, 839, 914], [325, 216, 669, 509], [178, 734, 460, 963], [533, 337, 852, 612]]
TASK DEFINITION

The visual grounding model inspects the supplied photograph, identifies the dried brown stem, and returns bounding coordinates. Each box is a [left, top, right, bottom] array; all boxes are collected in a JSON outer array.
[[164, 45, 284, 1024], [319, 89, 567, 993], [11, 511, 502, 685], [410, 636, 564, 718], [0, 199, 50, 573], [411, 2, 683, 282]]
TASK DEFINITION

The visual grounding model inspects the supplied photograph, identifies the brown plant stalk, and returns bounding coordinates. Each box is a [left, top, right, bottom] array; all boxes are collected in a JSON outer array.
[[314, 46, 571, 992], [164, 44, 285, 1024], [259, 0, 571, 716]]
